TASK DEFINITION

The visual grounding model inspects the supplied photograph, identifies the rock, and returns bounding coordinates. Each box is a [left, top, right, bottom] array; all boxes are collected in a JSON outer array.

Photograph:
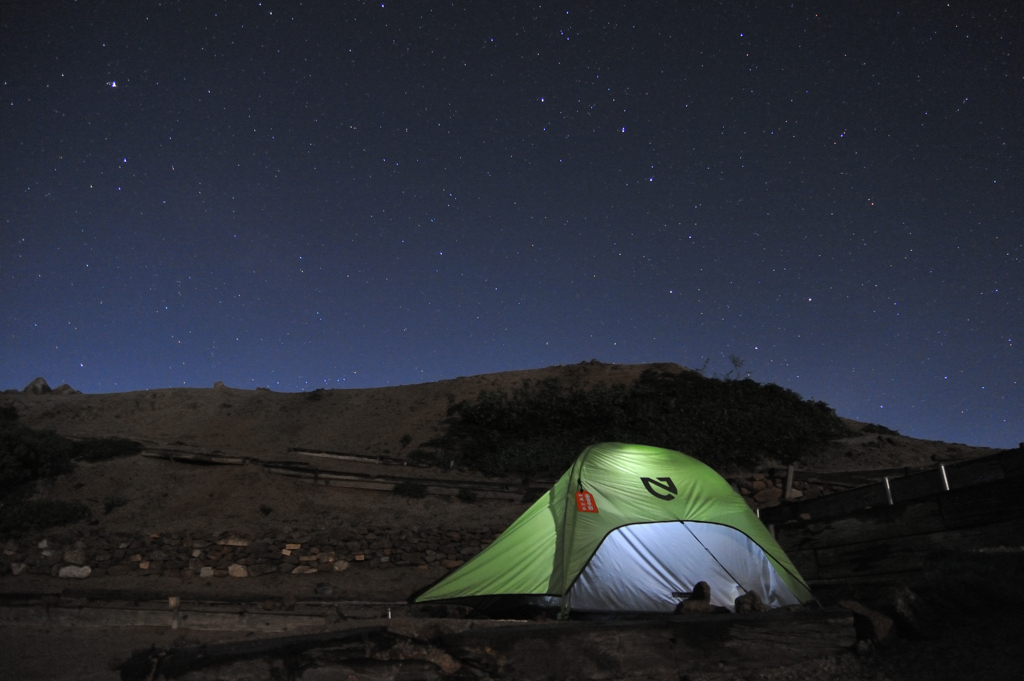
[[754, 487, 783, 504], [62, 548, 87, 566], [53, 383, 80, 395], [228, 564, 248, 578], [291, 566, 318, 575], [10, 563, 27, 575], [23, 377, 51, 394], [840, 600, 895, 643], [332, 560, 350, 573], [199, 566, 215, 578], [734, 591, 770, 612], [58, 565, 92, 579], [441, 559, 463, 569], [213, 381, 226, 389], [247, 563, 277, 577], [881, 586, 935, 639], [674, 581, 728, 614], [689, 581, 712, 602], [218, 537, 250, 547], [314, 582, 334, 596]]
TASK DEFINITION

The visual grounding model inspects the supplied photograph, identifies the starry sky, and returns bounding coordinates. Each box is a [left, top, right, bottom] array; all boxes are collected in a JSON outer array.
[[1, 1, 1021, 448]]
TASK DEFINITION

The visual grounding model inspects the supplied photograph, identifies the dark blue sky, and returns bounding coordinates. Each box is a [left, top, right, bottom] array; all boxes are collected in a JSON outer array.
[[2, 1, 1021, 448]]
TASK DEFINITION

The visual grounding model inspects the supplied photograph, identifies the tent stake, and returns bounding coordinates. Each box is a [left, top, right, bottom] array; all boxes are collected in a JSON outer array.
[[784, 465, 795, 501]]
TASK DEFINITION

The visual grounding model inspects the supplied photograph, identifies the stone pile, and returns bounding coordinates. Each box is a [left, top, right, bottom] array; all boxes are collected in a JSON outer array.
[[2, 526, 499, 580], [730, 472, 831, 507]]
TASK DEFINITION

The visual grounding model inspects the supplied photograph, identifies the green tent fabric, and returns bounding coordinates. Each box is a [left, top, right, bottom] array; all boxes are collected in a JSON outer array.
[[415, 443, 812, 613]]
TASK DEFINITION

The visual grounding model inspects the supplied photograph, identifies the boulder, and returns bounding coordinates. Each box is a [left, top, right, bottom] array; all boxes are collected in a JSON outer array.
[[23, 377, 51, 394], [881, 586, 935, 639], [839, 600, 895, 643], [754, 487, 783, 504], [53, 383, 80, 395], [734, 590, 770, 612], [228, 564, 248, 578], [58, 565, 92, 579], [674, 581, 727, 614]]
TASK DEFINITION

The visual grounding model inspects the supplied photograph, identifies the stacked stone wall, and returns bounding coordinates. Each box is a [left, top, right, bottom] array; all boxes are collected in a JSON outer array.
[[3, 525, 499, 580]]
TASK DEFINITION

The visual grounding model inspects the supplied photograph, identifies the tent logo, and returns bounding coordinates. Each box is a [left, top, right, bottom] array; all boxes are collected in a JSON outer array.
[[641, 477, 677, 501]]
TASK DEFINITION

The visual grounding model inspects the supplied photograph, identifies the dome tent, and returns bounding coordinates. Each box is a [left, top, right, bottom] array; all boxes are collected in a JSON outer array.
[[415, 443, 812, 614]]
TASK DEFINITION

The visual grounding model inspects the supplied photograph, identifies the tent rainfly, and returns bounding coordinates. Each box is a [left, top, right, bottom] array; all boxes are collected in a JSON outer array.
[[415, 443, 813, 614]]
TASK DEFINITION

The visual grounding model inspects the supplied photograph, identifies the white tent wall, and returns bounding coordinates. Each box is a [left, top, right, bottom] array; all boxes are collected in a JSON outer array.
[[567, 522, 801, 613]]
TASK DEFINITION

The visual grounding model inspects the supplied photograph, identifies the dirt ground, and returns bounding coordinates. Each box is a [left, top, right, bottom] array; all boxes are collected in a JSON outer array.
[[0, 361, 1014, 680]]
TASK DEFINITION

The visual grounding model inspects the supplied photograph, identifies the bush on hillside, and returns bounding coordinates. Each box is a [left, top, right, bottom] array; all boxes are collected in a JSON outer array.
[[0, 498, 92, 536], [421, 369, 850, 476], [0, 405, 140, 533], [0, 407, 75, 498], [71, 437, 143, 462]]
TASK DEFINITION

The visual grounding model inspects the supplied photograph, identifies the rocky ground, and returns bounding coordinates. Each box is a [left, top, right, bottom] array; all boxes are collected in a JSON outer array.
[[1, 362, 1018, 680]]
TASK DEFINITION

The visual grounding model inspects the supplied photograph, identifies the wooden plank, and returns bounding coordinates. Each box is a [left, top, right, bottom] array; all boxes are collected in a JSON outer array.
[[289, 447, 422, 466], [120, 627, 389, 681], [783, 483, 890, 520], [946, 458, 1006, 489], [440, 609, 855, 679], [115, 612, 854, 681], [0, 605, 329, 632], [806, 571, 931, 590], [814, 518, 1024, 580], [939, 477, 1024, 529], [888, 470, 948, 502], [142, 450, 247, 465], [775, 500, 945, 552], [784, 549, 818, 580]]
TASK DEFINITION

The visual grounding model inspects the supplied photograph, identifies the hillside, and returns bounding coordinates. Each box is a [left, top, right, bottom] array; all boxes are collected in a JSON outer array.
[[1, 362, 1014, 680]]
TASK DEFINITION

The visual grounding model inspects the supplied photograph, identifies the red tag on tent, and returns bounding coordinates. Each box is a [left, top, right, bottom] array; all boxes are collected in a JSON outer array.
[[576, 491, 598, 513]]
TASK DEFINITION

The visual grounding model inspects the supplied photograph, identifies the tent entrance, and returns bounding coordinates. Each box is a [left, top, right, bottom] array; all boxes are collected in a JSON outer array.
[[567, 522, 800, 613]]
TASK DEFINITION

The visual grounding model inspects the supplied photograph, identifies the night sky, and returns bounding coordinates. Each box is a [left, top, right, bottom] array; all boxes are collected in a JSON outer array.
[[2, 2, 1021, 448]]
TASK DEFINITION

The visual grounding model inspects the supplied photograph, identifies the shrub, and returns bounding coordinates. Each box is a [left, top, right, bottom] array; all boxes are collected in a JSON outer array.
[[72, 437, 142, 462], [1, 407, 143, 498], [392, 481, 428, 498], [0, 498, 92, 536], [0, 415, 75, 498], [423, 369, 851, 476]]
